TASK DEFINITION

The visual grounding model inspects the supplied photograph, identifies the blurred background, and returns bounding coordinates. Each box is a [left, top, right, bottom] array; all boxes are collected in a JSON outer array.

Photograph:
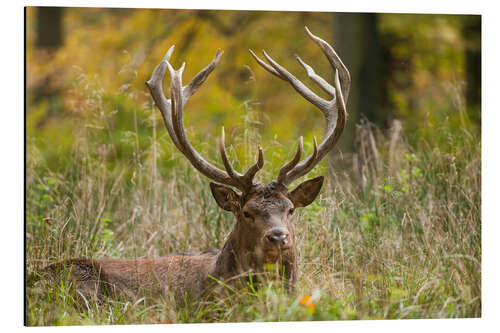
[[26, 7, 481, 174]]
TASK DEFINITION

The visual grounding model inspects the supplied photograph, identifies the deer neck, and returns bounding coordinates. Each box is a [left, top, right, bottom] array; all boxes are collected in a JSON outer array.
[[212, 224, 254, 280], [211, 221, 297, 289]]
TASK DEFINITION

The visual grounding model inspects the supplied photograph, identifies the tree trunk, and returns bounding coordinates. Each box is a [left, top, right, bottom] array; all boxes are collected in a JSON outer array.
[[462, 16, 481, 126], [333, 13, 388, 150], [36, 7, 64, 50]]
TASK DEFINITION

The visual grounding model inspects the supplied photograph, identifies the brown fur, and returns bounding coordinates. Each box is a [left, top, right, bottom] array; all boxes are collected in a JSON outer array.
[[44, 177, 323, 307]]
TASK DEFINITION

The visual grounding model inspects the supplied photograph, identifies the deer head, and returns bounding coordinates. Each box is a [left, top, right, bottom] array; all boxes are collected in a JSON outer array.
[[146, 27, 350, 285]]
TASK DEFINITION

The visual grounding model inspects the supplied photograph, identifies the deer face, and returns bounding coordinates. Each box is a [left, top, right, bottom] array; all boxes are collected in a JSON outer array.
[[210, 176, 324, 260]]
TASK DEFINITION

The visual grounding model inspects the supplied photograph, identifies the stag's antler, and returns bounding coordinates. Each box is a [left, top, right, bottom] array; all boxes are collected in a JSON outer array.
[[250, 27, 350, 186], [146, 46, 263, 192]]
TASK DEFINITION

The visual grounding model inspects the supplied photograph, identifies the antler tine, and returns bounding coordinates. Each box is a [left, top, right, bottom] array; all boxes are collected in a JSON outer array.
[[146, 46, 184, 153], [250, 27, 350, 186], [220, 126, 264, 190], [295, 135, 319, 173], [167, 60, 233, 186], [249, 49, 284, 80], [147, 47, 264, 191], [304, 26, 351, 101], [284, 69, 347, 184], [219, 126, 240, 179], [277, 136, 303, 183], [184, 49, 224, 100], [333, 69, 347, 118], [260, 50, 330, 111], [295, 55, 335, 97], [241, 146, 264, 186]]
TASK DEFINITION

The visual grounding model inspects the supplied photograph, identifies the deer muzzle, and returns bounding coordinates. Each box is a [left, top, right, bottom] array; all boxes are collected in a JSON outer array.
[[264, 228, 290, 248]]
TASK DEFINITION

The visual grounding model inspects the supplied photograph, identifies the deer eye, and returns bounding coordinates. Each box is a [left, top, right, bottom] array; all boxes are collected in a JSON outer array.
[[288, 208, 295, 215], [243, 211, 252, 219]]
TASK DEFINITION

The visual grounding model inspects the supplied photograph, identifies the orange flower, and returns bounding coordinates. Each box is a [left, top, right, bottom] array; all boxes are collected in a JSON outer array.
[[299, 294, 316, 311]]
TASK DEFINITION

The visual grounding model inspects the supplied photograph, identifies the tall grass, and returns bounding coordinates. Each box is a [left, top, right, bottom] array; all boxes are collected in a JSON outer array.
[[26, 96, 480, 325]]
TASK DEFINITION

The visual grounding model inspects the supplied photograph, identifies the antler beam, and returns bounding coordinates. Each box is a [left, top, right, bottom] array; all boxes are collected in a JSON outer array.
[[146, 47, 263, 191], [250, 26, 350, 186], [147, 27, 349, 190]]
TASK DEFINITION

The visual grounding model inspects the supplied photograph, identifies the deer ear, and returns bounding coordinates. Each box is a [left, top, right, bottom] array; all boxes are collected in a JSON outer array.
[[210, 182, 241, 212], [289, 176, 324, 208]]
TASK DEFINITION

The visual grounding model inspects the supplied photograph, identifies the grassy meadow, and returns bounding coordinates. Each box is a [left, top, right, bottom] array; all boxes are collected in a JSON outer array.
[[26, 107, 481, 325]]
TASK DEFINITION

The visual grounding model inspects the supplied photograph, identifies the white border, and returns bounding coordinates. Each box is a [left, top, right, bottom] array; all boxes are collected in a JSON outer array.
[[4, 0, 499, 332]]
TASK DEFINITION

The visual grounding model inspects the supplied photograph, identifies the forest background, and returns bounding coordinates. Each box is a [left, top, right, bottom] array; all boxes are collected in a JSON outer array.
[[25, 7, 481, 325]]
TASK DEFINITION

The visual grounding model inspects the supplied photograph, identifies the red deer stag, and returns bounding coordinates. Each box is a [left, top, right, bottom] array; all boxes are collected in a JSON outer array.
[[45, 27, 350, 306]]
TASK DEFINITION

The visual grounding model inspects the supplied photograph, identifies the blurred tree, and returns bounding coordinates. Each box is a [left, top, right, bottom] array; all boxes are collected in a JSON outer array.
[[462, 16, 481, 125], [32, 7, 65, 129], [35, 7, 64, 50], [333, 12, 389, 149]]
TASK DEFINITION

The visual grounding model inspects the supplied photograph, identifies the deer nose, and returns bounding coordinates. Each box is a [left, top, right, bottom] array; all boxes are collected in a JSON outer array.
[[265, 229, 289, 247]]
